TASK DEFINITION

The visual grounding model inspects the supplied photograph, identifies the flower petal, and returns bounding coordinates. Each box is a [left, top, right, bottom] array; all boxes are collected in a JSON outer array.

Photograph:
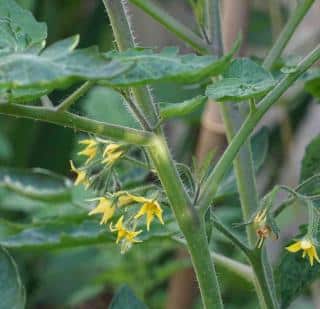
[[286, 241, 302, 253]]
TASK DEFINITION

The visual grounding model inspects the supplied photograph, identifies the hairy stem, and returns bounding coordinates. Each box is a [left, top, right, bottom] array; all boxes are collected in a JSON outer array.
[[102, 0, 158, 128], [250, 251, 279, 309], [103, 1, 223, 307], [0, 103, 152, 145], [148, 137, 223, 309]]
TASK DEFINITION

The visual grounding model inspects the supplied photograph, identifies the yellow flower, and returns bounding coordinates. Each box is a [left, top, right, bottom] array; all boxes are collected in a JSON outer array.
[[286, 238, 320, 266], [70, 160, 88, 186], [134, 197, 164, 231], [88, 197, 115, 224], [102, 144, 123, 166], [116, 192, 136, 207], [110, 216, 142, 244], [78, 139, 98, 163]]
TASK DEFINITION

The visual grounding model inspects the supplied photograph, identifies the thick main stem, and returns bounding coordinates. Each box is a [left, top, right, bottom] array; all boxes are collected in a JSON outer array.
[[102, 0, 158, 128], [103, 1, 223, 307], [148, 137, 223, 309]]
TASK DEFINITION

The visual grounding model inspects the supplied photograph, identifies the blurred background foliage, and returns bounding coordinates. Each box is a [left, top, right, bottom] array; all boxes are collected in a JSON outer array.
[[0, 0, 319, 308]]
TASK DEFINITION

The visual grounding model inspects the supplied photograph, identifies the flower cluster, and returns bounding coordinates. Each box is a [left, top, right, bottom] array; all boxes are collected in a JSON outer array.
[[70, 137, 164, 253], [88, 191, 164, 253], [70, 138, 124, 191]]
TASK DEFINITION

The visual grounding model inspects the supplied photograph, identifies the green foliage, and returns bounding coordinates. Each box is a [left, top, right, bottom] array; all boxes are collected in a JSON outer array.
[[0, 0, 47, 54], [300, 135, 320, 181], [102, 45, 236, 87], [206, 58, 276, 102], [0, 246, 25, 309], [276, 250, 320, 309], [160, 95, 207, 120], [0, 220, 113, 250], [0, 35, 131, 102], [0, 167, 72, 202], [109, 285, 147, 309], [276, 136, 320, 308], [304, 69, 320, 99]]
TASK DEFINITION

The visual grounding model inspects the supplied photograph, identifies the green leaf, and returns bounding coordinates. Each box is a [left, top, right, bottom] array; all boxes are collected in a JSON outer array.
[[0, 0, 47, 55], [109, 285, 147, 309], [0, 220, 112, 249], [0, 130, 12, 160], [0, 35, 131, 102], [0, 246, 25, 309], [0, 218, 176, 250], [276, 249, 320, 308], [276, 134, 320, 308], [160, 95, 207, 120], [300, 135, 320, 182], [0, 167, 72, 202], [304, 68, 320, 99], [206, 58, 276, 102], [82, 86, 138, 128], [102, 44, 236, 87]]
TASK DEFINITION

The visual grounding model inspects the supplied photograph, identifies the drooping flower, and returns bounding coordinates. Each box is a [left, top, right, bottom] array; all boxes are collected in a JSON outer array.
[[70, 160, 88, 186], [102, 144, 123, 166], [110, 216, 142, 244], [78, 139, 98, 163], [286, 237, 320, 266], [88, 197, 115, 224], [134, 197, 164, 231]]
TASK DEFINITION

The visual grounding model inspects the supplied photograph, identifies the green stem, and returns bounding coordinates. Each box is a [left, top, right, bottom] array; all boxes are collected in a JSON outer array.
[[128, 0, 210, 54], [263, 0, 315, 70], [148, 136, 223, 309], [205, 0, 223, 54], [56, 81, 94, 112], [0, 103, 152, 145], [102, 0, 159, 128], [208, 0, 258, 247], [250, 250, 279, 309], [212, 252, 254, 284], [206, 1, 273, 307], [213, 216, 250, 256], [103, 2, 223, 307], [199, 43, 320, 215], [220, 105, 259, 247]]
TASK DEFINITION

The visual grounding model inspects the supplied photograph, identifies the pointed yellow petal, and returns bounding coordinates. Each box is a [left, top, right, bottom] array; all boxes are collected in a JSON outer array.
[[146, 211, 154, 231], [286, 241, 302, 253], [156, 210, 164, 225], [134, 204, 147, 220], [307, 248, 314, 266], [313, 246, 320, 263]]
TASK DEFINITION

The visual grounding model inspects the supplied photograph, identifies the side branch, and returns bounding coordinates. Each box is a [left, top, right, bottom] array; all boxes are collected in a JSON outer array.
[[0, 103, 152, 145], [199, 44, 320, 215]]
